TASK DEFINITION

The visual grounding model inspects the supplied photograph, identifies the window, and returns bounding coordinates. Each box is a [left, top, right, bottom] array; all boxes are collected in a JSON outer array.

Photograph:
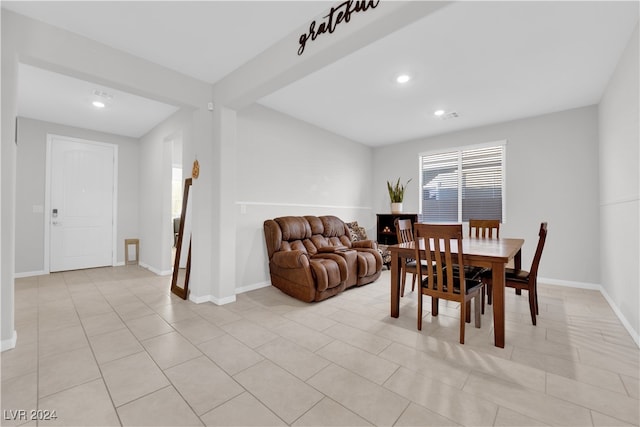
[[419, 142, 505, 223]]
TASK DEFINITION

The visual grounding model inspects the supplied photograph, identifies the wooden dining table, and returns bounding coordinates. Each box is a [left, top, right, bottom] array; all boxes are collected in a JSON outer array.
[[388, 236, 525, 348]]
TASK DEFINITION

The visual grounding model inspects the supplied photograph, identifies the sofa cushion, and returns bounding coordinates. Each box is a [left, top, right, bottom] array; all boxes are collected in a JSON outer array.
[[320, 215, 347, 238], [276, 216, 312, 241], [305, 216, 324, 235], [281, 239, 308, 253], [356, 251, 378, 278], [346, 221, 368, 242], [310, 254, 348, 291], [310, 235, 328, 252], [302, 239, 317, 254]]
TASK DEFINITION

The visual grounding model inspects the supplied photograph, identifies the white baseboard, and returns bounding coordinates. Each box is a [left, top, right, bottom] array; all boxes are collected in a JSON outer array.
[[539, 276, 639, 348], [1, 330, 17, 352], [15, 263, 171, 278], [139, 262, 172, 276], [14, 270, 47, 279], [599, 287, 640, 348], [188, 293, 236, 305], [189, 282, 270, 305], [538, 277, 601, 290], [236, 281, 271, 294], [210, 295, 237, 305], [188, 294, 210, 304]]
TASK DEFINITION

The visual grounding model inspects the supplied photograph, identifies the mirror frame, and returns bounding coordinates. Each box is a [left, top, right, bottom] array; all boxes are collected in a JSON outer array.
[[171, 178, 192, 299]]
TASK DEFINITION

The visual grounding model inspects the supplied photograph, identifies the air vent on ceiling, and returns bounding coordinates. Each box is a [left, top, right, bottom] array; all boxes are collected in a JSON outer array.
[[93, 89, 113, 100]]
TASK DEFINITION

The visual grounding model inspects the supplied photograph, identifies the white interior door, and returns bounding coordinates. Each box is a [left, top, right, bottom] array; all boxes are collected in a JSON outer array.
[[49, 136, 115, 272]]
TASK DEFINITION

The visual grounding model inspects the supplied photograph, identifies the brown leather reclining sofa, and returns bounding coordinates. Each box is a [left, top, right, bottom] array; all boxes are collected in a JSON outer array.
[[263, 215, 383, 302]]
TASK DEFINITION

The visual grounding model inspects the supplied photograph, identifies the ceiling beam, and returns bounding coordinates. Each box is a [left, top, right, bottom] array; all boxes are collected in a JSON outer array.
[[213, 1, 452, 110]]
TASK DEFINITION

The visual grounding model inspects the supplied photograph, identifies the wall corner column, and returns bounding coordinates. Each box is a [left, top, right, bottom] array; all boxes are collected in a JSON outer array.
[[1, 18, 18, 351], [211, 105, 237, 304], [188, 103, 237, 305]]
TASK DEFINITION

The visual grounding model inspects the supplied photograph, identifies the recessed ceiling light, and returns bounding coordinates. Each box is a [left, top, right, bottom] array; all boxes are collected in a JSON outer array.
[[434, 110, 459, 120], [396, 74, 411, 84], [92, 101, 105, 108]]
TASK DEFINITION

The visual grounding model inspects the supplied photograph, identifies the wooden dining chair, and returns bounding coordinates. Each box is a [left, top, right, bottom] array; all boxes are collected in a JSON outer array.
[[482, 222, 548, 325], [414, 223, 484, 344], [469, 219, 500, 239], [469, 219, 500, 305], [394, 218, 417, 296]]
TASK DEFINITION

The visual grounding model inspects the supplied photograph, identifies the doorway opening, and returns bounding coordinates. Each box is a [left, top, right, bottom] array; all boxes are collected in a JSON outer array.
[[172, 166, 183, 258], [164, 133, 184, 272]]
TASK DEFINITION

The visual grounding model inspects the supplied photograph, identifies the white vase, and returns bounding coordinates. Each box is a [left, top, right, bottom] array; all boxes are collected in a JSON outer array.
[[391, 202, 403, 214]]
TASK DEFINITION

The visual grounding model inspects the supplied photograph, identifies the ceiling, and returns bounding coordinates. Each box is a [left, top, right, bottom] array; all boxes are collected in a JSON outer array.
[[3, 1, 329, 138], [3, 1, 638, 144], [260, 1, 639, 145], [17, 63, 181, 138]]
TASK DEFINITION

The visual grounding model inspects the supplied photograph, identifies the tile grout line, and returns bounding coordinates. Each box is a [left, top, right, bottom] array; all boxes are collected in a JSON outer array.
[[65, 271, 125, 427], [127, 279, 263, 425], [110, 285, 203, 422], [15, 267, 640, 427]]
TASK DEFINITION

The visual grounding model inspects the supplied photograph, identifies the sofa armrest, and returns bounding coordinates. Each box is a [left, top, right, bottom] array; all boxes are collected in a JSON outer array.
[[271, 250, 310, 269], [352, 240, 377, 250], [317, 245, 348, 253]]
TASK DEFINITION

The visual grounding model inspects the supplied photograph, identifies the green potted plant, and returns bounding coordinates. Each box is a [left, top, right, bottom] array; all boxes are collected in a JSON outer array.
[[387, 178, 411, 213]]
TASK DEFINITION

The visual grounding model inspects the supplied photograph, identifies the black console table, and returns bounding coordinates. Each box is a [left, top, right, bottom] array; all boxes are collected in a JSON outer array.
[[376, 213, 418, 245]]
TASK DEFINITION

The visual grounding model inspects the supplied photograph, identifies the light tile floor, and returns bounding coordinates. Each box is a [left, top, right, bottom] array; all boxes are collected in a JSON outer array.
[[2, 266, 639, 426]]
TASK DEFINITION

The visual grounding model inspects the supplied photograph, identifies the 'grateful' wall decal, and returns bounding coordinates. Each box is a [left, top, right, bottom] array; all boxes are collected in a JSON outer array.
[[298, 0, 381, 56]]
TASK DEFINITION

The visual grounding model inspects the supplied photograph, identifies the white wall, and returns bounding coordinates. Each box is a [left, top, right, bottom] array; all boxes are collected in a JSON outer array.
[[1, 10, 215, 349], [138, 109, 194, 275], [14, 118, 140, 274], [373, 106, 601, 285], [235, 104, 374, 290], [598, 25, 639, 343]]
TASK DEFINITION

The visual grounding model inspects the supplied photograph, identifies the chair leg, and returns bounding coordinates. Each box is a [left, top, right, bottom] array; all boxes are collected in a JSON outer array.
[[534, 279, 539, 315], [481, 286, 485, 314], [487, 283, 493, 305], [411, 274, 417, 292], [528, 288, 537, 326], [516, 289, 522, 295], [431, 297, 439, 316], [465, 301, 471, 323], [417, 292, 423, 331], [474, 294, 482, 328], [400, 271, 407, 297], [459, 300, 466, 344]]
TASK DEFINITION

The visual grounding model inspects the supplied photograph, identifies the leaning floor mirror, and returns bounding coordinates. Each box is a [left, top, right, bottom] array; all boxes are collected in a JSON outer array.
[[171, 178, 192, 299]]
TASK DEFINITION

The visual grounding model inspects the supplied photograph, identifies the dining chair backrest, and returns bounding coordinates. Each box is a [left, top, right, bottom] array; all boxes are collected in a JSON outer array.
[[413, 223, 467, 296], [394, 218, 414, 244], [469, 219, 500, 239], [528, 222, 548, 282]]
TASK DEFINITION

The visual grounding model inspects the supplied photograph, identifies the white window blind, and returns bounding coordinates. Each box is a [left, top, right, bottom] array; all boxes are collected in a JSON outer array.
[[420, 143, 505, 222]]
